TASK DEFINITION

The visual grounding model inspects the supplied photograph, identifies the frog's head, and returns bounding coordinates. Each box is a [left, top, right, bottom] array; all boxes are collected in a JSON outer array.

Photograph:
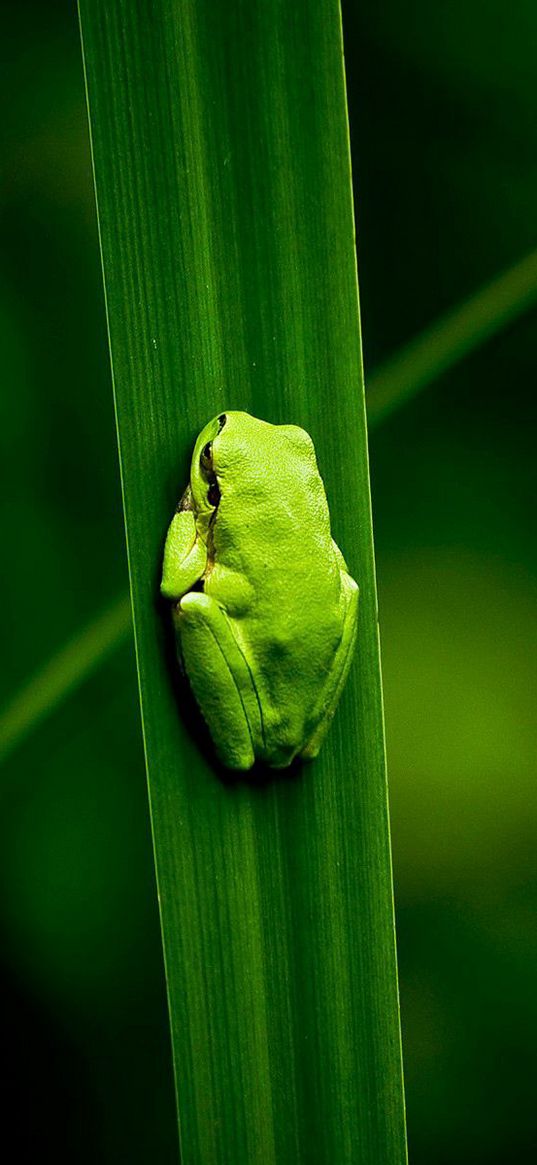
[[190, 411, 270, 503], [189, 410, 317, 536]]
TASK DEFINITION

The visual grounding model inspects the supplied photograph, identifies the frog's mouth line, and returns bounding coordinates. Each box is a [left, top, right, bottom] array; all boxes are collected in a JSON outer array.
[[205, 486, 219, 575]]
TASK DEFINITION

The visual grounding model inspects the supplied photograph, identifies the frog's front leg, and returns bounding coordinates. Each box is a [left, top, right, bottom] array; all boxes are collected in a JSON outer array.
[[301, 573, 359, 760], [161, 511, 207, 599], [177, 593, 263, 770]]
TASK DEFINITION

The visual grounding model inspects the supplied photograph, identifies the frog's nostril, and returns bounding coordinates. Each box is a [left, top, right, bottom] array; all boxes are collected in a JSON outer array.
[[217, 413, 227, 430]]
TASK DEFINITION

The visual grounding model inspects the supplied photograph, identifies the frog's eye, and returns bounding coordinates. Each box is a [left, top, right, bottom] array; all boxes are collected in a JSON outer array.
[[200, 442, 213, 472]]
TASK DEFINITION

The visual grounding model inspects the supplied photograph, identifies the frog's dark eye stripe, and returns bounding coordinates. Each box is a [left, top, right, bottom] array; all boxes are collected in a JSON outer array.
[[208, 480, 221, 507], [217, 413, 227, 430], [200, 441, 213, 471], [200, 438, 220, 508]]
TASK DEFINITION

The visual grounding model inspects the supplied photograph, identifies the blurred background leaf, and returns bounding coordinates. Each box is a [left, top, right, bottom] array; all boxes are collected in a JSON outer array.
[[1, 0, 536, 1162]]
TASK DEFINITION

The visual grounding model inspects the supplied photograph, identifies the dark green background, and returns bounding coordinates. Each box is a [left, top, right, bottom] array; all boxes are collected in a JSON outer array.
[[1, 1, 535, 1161]]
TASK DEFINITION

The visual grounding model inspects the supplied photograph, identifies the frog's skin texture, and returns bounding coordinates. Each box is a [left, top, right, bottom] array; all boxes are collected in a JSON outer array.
[[161, 411, 358, 770]]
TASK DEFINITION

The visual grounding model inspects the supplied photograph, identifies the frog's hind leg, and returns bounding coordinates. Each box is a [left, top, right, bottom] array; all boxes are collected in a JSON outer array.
[[177, 592, 263, 770], [300, 574, 359, 761]]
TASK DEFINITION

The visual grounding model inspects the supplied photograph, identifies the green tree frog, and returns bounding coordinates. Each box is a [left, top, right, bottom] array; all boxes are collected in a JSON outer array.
[[161, 411, 358, 770]]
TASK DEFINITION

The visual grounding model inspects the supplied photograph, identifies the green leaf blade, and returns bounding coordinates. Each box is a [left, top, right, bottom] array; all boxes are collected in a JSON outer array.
[[79, 2, 406, 1162]]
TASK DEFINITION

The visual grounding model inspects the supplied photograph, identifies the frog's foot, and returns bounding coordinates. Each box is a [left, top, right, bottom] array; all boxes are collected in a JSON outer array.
[[161, 511, 207, 600], [178, 593, 263, 770], [300, 574, 359, 761]]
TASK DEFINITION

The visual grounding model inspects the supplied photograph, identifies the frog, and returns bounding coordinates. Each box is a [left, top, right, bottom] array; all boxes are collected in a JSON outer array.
[[160, 411, 358, 770]]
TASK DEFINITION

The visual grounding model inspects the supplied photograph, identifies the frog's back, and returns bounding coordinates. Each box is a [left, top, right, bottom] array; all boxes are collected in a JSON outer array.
[[211, 418, 351, 763]]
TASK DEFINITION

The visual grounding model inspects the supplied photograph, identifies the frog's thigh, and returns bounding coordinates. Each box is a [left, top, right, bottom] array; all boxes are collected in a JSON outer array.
[[301, 575, 359, 760], [178, 593, 262, 770]]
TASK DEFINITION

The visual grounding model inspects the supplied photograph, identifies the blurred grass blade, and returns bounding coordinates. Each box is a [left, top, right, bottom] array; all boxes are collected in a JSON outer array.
[[0, 595, 131, 765], [79, 3, 407, 1161], [367, 246, 537, 426]]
